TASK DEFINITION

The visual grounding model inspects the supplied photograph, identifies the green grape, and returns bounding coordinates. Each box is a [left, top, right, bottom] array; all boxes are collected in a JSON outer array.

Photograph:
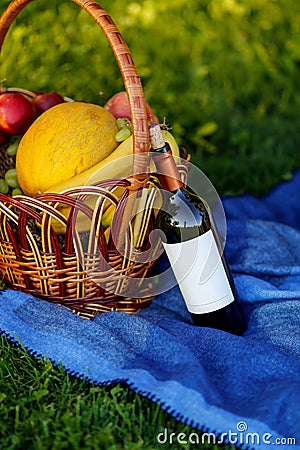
[[115, 126, 131, 142], [116, 117, 131, 130], [12, 188, 22, 196], [116, 118, 127, 130], [5, 168, 19, 188], [6, 140, 20, 157], [0, 179, 9, 194]]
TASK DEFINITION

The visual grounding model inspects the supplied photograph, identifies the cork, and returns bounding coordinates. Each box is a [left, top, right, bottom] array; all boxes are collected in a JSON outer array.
[[149, 123, 165, 150]]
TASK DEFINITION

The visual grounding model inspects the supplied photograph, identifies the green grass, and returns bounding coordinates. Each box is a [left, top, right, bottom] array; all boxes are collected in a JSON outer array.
[[0, 335, 235, 450], [1, 0, 300, 196]]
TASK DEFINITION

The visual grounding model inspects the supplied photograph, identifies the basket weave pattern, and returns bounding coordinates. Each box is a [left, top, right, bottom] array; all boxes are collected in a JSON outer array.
[[0, 0, 187, 318]]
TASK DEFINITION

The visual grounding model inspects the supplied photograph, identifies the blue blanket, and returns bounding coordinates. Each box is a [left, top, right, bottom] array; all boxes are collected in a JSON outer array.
[[1, 171, 300, 450]]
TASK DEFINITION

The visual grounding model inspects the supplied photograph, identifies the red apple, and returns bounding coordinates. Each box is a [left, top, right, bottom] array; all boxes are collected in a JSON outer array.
[[0, 93, 37, 135], [32, 92, 65, 115], [104, 91, 158, 122], [0, 129, 8, 145]]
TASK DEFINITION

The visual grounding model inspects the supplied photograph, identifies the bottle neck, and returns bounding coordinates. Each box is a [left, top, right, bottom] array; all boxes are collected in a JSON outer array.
[[152, 143, 183, 192], [149, 122, 183, 192]]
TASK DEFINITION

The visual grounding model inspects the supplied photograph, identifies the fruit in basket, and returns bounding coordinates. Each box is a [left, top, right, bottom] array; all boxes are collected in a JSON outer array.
[[6, 138, 20, 156], [0, 93, 37, 135], [5, 168, 19, 189], [16, 101, 119, 197], [32, 92, 65, 115], [45, 129, 180, 234], [51, 195, 119, 235], [114, 117, 132, 142], [44, 129, 180, 194], [0, 179, 9, 194], [104, 91, 158, 123]]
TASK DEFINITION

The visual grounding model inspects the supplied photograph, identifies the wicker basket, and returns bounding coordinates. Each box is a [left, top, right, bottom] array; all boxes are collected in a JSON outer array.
[[0, 0, 188, 319]]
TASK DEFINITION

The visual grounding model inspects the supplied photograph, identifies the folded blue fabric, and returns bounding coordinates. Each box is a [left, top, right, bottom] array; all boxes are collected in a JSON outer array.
[[1, 171, 300, 450]]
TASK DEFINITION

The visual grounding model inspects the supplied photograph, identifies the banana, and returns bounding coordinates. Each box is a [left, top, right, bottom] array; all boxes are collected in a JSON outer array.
[[44, 129, 180, 195], [45, 129, 180, 234], [50, 201, 117, 235], [50, 188, 123, 234], [104, 226, 111, 245]]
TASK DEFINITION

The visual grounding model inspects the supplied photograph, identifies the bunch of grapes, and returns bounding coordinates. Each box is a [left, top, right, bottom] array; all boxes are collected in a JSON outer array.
[[0, 139, 22, 195]]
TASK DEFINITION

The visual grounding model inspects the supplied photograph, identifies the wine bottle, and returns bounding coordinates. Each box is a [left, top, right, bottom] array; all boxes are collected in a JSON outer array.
[[149, 123, 246, 335]]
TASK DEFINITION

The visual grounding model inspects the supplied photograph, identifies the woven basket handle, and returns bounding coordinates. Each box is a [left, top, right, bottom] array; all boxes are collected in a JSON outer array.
[[0, 0, 150, 175]]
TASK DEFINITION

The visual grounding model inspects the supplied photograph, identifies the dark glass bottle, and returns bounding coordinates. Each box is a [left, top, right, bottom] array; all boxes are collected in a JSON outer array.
[[150, 124, 246, 335]]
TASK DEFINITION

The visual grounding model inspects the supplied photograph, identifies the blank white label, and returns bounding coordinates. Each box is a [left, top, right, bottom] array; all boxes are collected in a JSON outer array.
[[163, 229, 234, 314]]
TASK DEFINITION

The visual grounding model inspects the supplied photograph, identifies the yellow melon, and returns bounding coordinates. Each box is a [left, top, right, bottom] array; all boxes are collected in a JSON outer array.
[[16, 101, 119, 196]]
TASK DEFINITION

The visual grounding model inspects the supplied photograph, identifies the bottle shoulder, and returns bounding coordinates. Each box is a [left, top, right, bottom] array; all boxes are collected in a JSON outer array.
[[156, 186, 211, 243]]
